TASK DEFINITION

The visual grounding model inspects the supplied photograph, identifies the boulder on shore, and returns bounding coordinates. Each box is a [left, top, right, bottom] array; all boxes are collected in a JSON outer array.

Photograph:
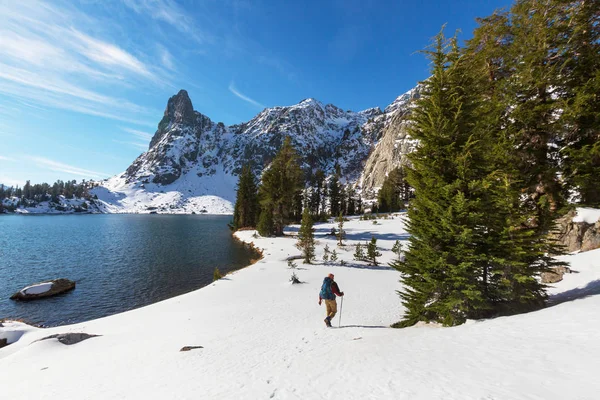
[[541, 266, 572, 284], [10, 278, 76, 301], [552, 210, 600, 253]]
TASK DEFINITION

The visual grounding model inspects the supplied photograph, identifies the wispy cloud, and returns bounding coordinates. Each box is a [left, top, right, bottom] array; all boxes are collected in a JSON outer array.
[[0, 0, 165, 126], [70, 29, 156, 80], [0, 156, 15, 161], [121, 127, 154, 141], [228, 81, 265, 109], [27, 156, 108, 179], [122, 0, 210, 44], [158, 45, 176, 71]]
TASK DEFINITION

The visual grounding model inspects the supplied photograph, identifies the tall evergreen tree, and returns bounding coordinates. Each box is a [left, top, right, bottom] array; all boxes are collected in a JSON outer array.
[[377, 167, 409, 212], [337, 212, 344, 246], [258, 137, 304, 236], [394, 31, 510, 326], [297, 207, 316, 263], [502, 0, 566, 233], [328, 174, 342, 217], [312, 169, 326, 215], [232, 164, 259, 230], [257, 205, 274, 237], [559, 0, 600, 206]]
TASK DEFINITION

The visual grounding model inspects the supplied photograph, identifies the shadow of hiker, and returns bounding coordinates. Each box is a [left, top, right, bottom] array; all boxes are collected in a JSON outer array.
[[547, 279, 600, 307], [339, 325, 388, 329]]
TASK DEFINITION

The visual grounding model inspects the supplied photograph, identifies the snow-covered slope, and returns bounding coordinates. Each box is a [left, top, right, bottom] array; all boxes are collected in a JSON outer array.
[[2, 216, 599, 399], [92, 89, 419, 214]]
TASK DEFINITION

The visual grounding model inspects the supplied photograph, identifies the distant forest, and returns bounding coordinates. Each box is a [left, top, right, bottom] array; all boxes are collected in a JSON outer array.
[[0, 180, 95, 211]]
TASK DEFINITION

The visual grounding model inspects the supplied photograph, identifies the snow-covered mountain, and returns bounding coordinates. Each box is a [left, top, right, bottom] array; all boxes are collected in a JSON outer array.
[[92, 88, 419, 214]]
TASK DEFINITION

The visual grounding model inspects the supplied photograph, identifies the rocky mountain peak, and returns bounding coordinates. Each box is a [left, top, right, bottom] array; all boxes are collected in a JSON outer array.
[[298, 98, 323, 107], [165, 89, 195, 125]]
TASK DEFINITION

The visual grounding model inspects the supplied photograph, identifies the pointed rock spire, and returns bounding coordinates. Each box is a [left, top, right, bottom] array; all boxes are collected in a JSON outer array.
[[165, 89, 195, 125]]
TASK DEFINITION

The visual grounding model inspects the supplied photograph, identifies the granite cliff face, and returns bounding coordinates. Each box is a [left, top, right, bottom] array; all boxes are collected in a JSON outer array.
[[358, 87, 420, 196]]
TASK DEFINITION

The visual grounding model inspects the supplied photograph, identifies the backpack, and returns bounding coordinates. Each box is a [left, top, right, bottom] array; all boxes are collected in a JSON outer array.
[[320, 277, 335, 300]]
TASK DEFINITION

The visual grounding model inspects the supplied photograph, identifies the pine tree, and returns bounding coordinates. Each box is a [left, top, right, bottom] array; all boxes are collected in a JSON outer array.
[[232, 164, 259, 230], [393, 31, 501, 326], [393, 23, 566, 327], [329, 174, 342, 216], [346, 187, 356, 215], [309, 169, 326, 215], [330, 249, 338, 263], [297, 207, 316, 264], [323, 244, 331, 263], [502, 0, 566, 233], [353, 243, 365, 261], [559, 0, 600, 206], [337, 212, 344, 246], [257, 205, 274, 237], [366, 237, 381, 266], [258, 136, 304, 236], [377, 167, 408, 212]]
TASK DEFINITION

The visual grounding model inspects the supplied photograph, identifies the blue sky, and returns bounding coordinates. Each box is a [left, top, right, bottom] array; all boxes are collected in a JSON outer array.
[[0, 0, 512, 186]]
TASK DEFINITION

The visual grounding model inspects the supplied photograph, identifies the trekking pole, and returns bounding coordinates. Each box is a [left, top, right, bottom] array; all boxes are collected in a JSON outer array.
[[339, 296, 344, 328]]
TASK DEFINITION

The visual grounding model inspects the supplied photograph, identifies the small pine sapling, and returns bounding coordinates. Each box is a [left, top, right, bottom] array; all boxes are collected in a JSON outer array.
[[366, 236, 382, 266], [287, 259, 298, 269], [353, 243, 365, 261], [323, 244, 331, 263], [297, 208, 316, 263], [331, 249, 338, 263], [337, 212, 344, 246]]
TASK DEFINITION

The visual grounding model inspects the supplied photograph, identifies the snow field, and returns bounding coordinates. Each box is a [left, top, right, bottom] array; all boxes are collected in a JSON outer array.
[[573, 207, 600, 224], [20, 282, 53, 295], [1, 216, 599, 399]]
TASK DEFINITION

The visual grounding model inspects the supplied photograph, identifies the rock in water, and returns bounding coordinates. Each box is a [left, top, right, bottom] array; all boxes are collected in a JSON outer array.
[[10, 278, 76, 301]]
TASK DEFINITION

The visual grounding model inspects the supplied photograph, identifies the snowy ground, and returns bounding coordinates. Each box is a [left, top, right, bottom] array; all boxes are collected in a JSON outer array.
[[90, 165, 236, 214], [573, 207, 600, 224], [1, 216, 600, 399], [18, 282, 53, 296]]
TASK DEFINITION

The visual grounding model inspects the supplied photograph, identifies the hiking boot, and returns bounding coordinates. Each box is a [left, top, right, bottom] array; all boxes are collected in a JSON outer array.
[[324, 317, 332, 327]]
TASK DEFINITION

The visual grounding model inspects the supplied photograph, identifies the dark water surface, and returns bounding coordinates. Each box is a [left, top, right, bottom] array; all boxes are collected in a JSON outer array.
[[0, 214, 256, 327]]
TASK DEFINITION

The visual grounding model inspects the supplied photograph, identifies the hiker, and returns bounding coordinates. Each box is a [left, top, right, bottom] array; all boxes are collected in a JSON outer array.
[[318, 273, 344, 327]]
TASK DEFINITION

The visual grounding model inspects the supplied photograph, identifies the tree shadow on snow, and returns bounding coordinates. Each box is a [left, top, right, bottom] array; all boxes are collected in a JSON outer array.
[[286, 226, 411, 242], [333, 262, 394, 271], [546, 279, 600, 307]]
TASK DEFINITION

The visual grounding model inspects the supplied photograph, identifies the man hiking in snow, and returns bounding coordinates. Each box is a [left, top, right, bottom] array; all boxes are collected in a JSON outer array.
[[319, 273, 344, 327]]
